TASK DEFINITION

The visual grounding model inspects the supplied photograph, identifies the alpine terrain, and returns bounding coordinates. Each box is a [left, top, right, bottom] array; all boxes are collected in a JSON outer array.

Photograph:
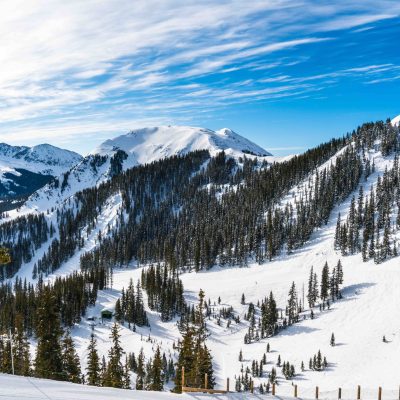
[[0, 118, 400, 400], [0, 143, 82, 212]]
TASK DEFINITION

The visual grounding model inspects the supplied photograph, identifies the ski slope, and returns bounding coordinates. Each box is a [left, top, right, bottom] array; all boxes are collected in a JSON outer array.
[[48, 140, 400, 398], [5, 120, 400, 398], [0, 373, 257, 400]]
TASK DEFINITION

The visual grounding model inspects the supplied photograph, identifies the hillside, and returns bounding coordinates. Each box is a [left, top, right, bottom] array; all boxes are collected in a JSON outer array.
[[0, 373, 245, 400], [17, 125, 271, 216], [0, 117, 399, 398], [93, 126, 271, 166], [0, 143, 82, 211]]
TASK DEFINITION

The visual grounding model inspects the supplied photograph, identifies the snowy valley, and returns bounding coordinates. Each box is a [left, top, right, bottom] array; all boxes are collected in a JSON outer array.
[[1, 119, 400, 400]]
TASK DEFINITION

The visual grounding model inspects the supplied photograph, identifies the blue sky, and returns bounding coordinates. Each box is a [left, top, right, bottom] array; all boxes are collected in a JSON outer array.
[[1, 1, 400, 156]]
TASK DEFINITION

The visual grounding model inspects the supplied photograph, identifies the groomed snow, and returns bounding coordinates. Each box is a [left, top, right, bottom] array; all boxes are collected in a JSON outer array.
[[29, 141, 397, 400], [6, 127, 400, 399], [0, 373, 261, 400]]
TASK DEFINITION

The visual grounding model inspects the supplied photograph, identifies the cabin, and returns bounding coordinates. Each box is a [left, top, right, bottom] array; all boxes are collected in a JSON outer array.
[[101, 309, 113, 321]]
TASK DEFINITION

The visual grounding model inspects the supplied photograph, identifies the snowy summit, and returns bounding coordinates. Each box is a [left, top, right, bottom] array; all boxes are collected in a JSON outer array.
[[391, 114, 400, 126], [92, 125, 271, 166], [0, 143, 82, 176], [0, 143, 82, 204]]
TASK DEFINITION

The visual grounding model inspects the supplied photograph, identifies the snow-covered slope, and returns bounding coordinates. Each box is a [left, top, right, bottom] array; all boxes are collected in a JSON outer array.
[[0, 143, 82, 209], [93, 126, 271, 168], [59, 140, 400, 398], [5, 121, 400, 397], [0, 143, 82, 176], [0, 373, 252, 400], [391, 114, 400, 126], [17, 126, 271, 214]]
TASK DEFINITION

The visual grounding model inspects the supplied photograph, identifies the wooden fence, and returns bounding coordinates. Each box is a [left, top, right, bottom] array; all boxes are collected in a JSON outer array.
[[180, 370, 400, 400]]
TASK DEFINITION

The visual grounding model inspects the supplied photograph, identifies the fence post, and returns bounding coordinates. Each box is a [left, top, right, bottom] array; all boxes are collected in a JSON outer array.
[[378, 387, 382, 400], [181, 367, 185, 390], [226, 377, 230, 392], [272, 382, 276, 395], [294, 384, 298, 397], [357, 385, 361, 400], [316, 386, 319, 399], [338, 387, 342, 400], [250, 380, 254, 394], [205, 373, 208, 389]]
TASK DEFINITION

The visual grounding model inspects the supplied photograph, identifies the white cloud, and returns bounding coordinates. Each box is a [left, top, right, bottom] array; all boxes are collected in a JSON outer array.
[[0, 0, 399, 147]]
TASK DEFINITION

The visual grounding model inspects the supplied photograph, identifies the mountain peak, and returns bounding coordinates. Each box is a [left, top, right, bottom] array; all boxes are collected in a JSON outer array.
[[391, 115, 400, 126], [0, 142, 82, 174], [92, 125, 271, 167]]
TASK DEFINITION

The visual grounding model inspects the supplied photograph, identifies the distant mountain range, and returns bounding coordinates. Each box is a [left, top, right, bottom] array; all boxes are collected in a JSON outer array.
[[16, 126, 271, 213], [1, 117, 400, 395], [0, 143, 82, 211]]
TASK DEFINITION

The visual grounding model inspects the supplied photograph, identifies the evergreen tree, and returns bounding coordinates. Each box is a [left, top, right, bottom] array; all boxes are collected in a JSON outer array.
[[13, 313, 30, 376], [287, 282, 298, 324], [86, 334, 101, 386], [330, 333, 335, 347], [34, 287, 65, 381], [104, 323, 124, 388], [136, 348, 145, 390], [148, 346, 164, 391], [62, 331, 82, 383], [320, 262, 329, 302]]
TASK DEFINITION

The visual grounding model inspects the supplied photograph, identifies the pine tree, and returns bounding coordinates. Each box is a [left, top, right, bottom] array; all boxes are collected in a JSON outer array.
[[269, 367, 276, 383], [136, 348, 145, 390], [287, 281, 298, 324], [320, 262, 329, 302], [148, 346, 164, 391], [330, 333, 335, 347], [123, 356, 131, 389], [13, 313, 30, 376], [86, 334, 101, 386], [104, 323, 124, 388], [174, 290, 215, 392], [114, 299, 123, 322], [62, 331, 82, 383], [34, 286, 65, 381], [307, 266, 315, 308]]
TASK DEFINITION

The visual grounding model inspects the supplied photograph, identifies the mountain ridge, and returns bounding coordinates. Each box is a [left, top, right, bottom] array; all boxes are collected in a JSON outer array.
[[0, 142, 83, 211], [91, 125, 271, 168], [18, 125, 272, 214]]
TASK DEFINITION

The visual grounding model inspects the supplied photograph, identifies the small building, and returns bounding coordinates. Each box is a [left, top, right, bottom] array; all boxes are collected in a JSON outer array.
[[101, 309, 113, 321]]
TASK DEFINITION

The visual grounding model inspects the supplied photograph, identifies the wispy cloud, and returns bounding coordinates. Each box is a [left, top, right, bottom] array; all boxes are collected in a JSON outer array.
[[0, 0, 399, 152]]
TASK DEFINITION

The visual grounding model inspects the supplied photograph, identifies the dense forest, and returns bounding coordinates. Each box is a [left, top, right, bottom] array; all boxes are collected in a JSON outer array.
[[0, 120, 398, 284], [0, 118, 398, 392]]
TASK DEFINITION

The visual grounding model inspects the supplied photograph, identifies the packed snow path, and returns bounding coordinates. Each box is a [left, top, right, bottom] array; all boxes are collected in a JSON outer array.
[[0, 374, 399, 400]]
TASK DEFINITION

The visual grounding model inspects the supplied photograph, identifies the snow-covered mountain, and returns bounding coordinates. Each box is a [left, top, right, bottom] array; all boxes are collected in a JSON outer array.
[[391, 114, 400, 126], [0, 143, 82, 176], [3, 117, 400, 397], [0, 143, 82, 210], [93, 125, 271, 167], [19, 126, 271, 214]]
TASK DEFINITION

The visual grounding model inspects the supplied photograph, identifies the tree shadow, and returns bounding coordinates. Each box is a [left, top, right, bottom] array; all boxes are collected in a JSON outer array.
[[340, 282, 376, 300]]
